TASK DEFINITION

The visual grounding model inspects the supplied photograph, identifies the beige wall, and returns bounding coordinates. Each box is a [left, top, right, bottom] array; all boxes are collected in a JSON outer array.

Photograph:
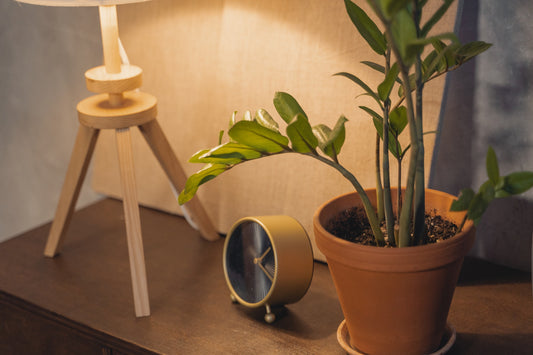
[[90, 0, 453, 261], [0, 0, 453, 257]]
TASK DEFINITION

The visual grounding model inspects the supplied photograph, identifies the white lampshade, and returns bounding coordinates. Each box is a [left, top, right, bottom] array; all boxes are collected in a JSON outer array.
[[15, 0, 149, 6]]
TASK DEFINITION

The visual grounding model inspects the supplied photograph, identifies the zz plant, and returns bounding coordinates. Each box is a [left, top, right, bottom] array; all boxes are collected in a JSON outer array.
[[179, 0, 533, 247]]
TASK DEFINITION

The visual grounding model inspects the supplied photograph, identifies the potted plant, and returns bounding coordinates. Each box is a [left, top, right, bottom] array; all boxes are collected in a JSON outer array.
[[178, 1, 533, 353]]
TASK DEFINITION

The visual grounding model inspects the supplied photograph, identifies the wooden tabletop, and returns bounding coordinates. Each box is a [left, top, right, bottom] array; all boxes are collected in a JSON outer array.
[[0, 198, 531, 354]]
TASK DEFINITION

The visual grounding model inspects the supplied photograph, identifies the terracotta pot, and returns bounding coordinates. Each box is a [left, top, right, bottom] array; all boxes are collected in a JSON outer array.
[[313, 188, 475, 355]]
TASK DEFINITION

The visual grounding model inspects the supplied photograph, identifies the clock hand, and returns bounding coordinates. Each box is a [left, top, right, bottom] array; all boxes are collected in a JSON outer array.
[[253, 246, 274, 282], [255, 260, 274, 282], [255, 246, 272, 263]]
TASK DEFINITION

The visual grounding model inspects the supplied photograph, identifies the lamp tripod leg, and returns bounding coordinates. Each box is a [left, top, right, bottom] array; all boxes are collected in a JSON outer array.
[[44, 125, 99, 258], [138, 119, 219, 242], [115, 127, 150, 317]]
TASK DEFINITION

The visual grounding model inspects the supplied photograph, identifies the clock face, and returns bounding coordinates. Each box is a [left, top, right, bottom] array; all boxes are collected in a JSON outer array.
[[225, 220, 276, 305]]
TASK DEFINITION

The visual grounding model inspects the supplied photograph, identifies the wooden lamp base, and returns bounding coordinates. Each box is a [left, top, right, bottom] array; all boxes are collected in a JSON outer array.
[[44, 65, 219, 317]]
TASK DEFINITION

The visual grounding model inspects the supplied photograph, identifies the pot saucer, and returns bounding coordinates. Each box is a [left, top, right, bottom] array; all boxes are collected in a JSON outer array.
[[336, 320, 456, 355]]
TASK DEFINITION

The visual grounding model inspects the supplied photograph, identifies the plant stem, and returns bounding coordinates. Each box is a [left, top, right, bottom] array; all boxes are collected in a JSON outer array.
[[374, 3, 419, 247], [310, 154, 386, 246], [382, 49, 396, 246], [376, 134, 385, 221], [412, 0, 426, 245], [457, 214, 467, 233], [396, 67, 418, 247], [397, 156, 403, 216]]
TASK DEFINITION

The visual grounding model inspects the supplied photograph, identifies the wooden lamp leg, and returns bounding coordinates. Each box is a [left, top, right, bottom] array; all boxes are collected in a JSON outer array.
[[115, 127, 150, 317], [139, 120, 219, 242], [43, 4, 216, 319], [45, 125, 99, 258]]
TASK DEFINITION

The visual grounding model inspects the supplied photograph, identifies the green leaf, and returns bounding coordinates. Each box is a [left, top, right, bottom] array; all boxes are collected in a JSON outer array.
[[286, 113, 319, 153], [450, 188, 475, 211], [390, 9, 418, 65], [362, 106, 401, 159], [389, 106, 407, 135], [178, 164, 229, 205], [313, 115, 348, 160], [422, 49, 439, 77], [218, 130, 224, 145], [344, 0, 386, 55], [228, 120, 289, 153], [486, 146, 500, 186], [456, 41, 492, 62], [189, 149, 211, 163], [420, 0, 454, 37], [405, 33, 459, 66], [362, 61, 403, 84], [359, 106, 382, 121], [379, 0, 412, 18], [329, 115, 348, 154], [494, 176, 510, 198], [467, 192, 489, 226], [273, 92, 307, 124], [372, 117, 401, 159], [189, 154, 241, 165], [255, 109, 279, 132], [398, 72, 416, 98], [359, 105, 405, 159], [313, 124, 338, 160], [243, 110, 253, 121], [462, 181, 496, 225], [431, 40, 448, 69], [431, 39, 457, 70], [335, 72, 382, 107], [422, 43, 459, 81], [230, 111, 238, 127], [189, 142, 262, 164], [313, 124, 331, 150], [361, 60, 386, 74], [480, 180, 496, 203], [501, 171, 533, 195], [378, 63, 400, 101], [409, 33, 460, 48]]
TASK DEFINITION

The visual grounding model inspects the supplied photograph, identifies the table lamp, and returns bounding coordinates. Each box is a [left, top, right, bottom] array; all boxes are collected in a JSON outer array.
[[15, 0, 219, 317]]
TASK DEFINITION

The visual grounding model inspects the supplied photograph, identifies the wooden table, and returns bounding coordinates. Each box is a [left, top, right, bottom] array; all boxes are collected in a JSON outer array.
[[0, 199, 531, 354]]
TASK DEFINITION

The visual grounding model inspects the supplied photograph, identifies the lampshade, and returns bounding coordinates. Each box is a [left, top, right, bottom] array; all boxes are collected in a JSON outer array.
[[15, 0, 148, 6]]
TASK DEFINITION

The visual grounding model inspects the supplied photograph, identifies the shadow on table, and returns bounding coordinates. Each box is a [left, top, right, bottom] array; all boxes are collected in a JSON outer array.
[[450, 332, 533, 355], [237, 297, 343, 342]]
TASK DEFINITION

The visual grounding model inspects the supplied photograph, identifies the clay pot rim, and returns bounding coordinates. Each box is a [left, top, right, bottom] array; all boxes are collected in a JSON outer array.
[[313, 188, 476, 272]]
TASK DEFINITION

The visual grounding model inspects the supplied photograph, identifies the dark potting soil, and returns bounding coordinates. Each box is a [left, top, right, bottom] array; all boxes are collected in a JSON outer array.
[[325, 206, 459, 247]]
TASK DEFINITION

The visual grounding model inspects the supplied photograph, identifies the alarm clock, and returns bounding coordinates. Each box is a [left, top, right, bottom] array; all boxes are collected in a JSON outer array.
[[223, 216, 314, 323]]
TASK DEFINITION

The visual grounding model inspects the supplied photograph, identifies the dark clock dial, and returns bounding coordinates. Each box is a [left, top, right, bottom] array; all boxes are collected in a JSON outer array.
[[225, 220, 276, 304]]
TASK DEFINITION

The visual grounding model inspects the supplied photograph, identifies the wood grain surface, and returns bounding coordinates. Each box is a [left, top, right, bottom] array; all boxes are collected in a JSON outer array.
[[0, 199, 531, 354]]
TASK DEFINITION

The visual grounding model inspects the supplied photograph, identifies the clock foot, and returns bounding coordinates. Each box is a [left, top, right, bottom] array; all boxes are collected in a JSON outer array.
[[264, 304, 276, 323], [230, 293, 238, 303]]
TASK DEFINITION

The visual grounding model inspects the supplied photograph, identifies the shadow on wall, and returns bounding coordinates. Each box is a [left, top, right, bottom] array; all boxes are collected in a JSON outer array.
[[0, 2, 102, 242], [431, 0, 533, 271], [473, 197, 533, 270]]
